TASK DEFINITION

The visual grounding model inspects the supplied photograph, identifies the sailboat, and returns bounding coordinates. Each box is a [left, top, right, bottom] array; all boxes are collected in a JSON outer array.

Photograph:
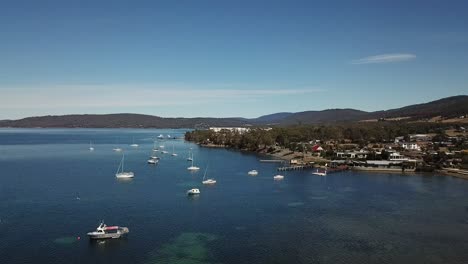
[[115, 153, 134, 179], [89, 141, 94, 151], [113, 138, 122, 152], [130, 137, 139, 147], [160, 144, 168, 154], [187, 156, 200, 171], [148, 145, 159, 164], [187, 149, 193, 161], [202, 167, 216, 185], [171, 143, 178, 156], [152, 140, 159, 152]]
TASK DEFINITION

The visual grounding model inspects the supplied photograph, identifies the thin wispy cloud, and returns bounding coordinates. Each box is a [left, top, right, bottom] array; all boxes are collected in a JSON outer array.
[[351, 53, 416, 64], [0, 84, 323, 110]]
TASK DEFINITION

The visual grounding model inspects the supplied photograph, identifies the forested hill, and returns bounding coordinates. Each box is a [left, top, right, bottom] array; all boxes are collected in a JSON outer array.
[[0, 114, 247, 128], [0, 95, 466, 128]]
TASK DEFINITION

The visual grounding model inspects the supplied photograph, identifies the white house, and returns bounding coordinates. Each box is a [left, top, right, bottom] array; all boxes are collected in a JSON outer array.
[[336, 150, 368, 159], [209, 127, 250, 133], [400, 142, 421, 151], [389, 152, 408, 161]]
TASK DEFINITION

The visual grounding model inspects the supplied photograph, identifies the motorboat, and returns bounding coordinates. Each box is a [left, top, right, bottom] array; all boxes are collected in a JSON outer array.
[[187, 188, 200, 195], [113, 148, 123, 152], [273, 174, 284, 180], [147, 158, 158, 164], [87, 221, 129, 239], [89, 141, 94, 151], [157, 134, 164, 139], [312, 169, 327, 176], [248, 170, 258, 176]]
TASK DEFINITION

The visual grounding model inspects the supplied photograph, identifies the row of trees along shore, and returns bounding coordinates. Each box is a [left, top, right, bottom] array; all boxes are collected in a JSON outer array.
[[185, 122, 466, 152]]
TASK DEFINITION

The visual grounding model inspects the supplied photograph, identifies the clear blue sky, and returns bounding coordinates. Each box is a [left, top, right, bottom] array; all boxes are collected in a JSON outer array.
[[1, 0, 467, 119]]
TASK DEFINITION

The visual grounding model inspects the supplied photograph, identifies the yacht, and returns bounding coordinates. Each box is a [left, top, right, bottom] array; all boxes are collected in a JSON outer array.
[[87, 221, 129, 239], [202, 167, 216, 185], [130, 137, 138, 147], [187, 157, 200, 171], [187, 149, 193, 161], [115, 153, 134, 179], [171, 143, 178, 156], [248, 170, 258, 176], [187, 188, 200, 195]]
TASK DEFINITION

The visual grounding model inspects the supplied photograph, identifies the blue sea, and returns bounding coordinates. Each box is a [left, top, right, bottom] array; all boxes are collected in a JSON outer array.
[[0, 128, 467, 264]]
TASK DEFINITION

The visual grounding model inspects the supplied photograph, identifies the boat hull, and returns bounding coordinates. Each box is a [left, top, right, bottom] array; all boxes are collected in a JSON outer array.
[[116, 172, 134, 178]]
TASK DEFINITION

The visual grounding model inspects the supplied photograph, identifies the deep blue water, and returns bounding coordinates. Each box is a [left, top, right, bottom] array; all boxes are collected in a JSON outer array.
[[0, 128, 467, 264]]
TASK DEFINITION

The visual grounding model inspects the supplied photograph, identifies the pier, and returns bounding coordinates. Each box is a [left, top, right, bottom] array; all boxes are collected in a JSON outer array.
[[260, 159, 285, 163], [277, 165, 314, 171]]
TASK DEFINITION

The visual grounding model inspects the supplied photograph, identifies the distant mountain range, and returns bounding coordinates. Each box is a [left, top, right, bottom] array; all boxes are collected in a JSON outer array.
[[0, 95, 467, 128]]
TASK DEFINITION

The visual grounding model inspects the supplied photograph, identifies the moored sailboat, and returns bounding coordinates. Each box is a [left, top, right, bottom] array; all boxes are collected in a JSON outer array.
[[115, 153, 134, 179]]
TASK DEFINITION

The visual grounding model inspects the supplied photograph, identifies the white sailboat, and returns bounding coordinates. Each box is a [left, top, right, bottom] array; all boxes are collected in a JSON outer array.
[[130, 137, 139, 147], [152, 140, 159, 152], [160, 144, 168, 153], [187, 156, 200, 171], [89, 141, 94, 151], [171, 143, 178, 156], [187, 149, 193, 161], [148, 145, 159, 164], [113, 138, 122, 152], [115, 153, 134, 179], [202, 167, 216, 185]]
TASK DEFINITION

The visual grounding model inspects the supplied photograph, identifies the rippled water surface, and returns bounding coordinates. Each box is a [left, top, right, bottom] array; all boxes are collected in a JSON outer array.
[[0, 128, 467, 264]]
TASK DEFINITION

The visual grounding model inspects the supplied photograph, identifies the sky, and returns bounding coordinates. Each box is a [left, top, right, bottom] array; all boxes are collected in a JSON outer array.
[[0, 0, 467, 119]]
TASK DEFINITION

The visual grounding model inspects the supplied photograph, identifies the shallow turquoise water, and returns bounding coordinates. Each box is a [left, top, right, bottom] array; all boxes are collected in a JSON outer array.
[[0, 128, 467, 263]]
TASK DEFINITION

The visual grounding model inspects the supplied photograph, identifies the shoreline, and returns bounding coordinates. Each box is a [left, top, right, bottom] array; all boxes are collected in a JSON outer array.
[[198, 143, 468, 180]]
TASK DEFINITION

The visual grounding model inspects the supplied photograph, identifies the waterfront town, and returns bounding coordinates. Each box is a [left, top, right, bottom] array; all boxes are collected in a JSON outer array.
[[186, 123, 468, 179]]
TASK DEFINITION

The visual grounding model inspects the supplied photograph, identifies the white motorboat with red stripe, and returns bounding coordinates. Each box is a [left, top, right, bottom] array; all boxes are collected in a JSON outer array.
[[87, 221, 129, 239]]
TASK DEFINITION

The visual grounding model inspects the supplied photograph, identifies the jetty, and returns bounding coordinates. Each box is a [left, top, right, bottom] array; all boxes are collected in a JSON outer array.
[[277, 164, 314, 171], [260, 159, 285, 163]]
